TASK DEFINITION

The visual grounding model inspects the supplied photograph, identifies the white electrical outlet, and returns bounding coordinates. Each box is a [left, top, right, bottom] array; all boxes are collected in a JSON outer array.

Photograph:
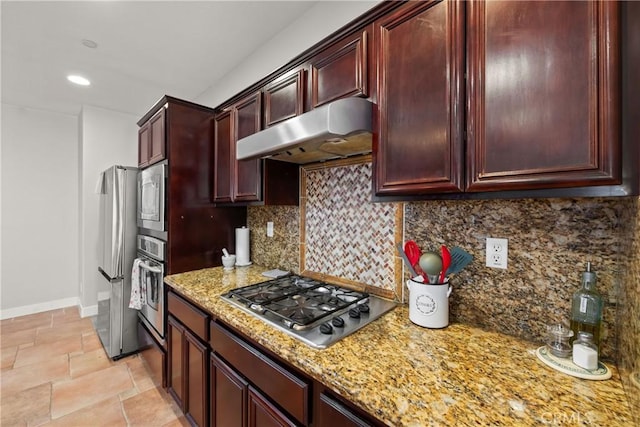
[[266, 221, 274, 238], [486, 237, 508, 269]]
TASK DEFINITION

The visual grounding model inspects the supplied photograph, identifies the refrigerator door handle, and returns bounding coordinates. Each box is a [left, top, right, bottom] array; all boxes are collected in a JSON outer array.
[[98, 267, 121, 283]]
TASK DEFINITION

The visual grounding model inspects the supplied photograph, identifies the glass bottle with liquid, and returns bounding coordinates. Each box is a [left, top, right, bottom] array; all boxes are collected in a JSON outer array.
[[570, 262, 603, 347]]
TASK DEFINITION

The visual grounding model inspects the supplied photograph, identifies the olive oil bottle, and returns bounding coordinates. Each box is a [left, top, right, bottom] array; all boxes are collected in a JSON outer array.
[[570, 262, 603, 347]]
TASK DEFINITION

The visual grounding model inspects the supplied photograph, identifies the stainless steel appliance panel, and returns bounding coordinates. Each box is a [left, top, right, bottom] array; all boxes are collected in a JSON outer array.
[[136, 253, 165, 339], [96, 165, 140, 359], [137, 234, 166, 261], [136, 234, 166, 340], [99, 166, 138, 279], [221, 275, 396, 349], [137, 161, 166, 234]]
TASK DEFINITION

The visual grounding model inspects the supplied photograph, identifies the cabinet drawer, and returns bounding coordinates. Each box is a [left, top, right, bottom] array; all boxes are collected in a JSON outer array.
[[210, 321, 310, 425], [167, 292, 209, 342]]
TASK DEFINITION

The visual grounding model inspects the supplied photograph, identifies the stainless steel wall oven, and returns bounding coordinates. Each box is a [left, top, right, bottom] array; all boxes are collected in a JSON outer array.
[[135, 235, 166, 344]]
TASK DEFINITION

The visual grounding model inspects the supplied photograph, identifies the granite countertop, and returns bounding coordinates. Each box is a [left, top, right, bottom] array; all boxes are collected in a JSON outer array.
[[165, 265, 633, 426]]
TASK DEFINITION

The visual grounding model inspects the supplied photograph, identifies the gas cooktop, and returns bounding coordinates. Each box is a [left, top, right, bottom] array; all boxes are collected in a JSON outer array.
[[220, 275, 396, 349]]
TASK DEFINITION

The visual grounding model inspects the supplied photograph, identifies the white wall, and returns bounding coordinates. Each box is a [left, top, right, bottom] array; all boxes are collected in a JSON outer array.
[[0, 1, 380, 318], [1, 104, 79, 317], [196, 1, 381, 108], [79, 105, 137, 315]]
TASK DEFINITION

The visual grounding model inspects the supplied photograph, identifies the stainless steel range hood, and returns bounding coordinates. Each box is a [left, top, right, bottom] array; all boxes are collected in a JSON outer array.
[[236, 97, 372, 165]]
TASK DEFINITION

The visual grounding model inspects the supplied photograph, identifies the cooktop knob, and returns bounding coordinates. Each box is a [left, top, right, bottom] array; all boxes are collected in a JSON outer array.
[[348, 307, 361, 318], [331, 317, 345, 327], [320, 322, 333, 334], [358, 303, 370, 313]]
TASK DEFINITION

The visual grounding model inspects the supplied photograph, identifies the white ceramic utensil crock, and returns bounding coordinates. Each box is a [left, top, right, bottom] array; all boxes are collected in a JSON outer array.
[[407, 276, 452, 328]]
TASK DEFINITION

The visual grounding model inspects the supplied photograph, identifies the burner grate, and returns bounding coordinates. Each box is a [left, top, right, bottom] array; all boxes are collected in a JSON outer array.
[[262, 284, 369, 329], [228, 275, 324, 307], [224, 275, 369, 329]]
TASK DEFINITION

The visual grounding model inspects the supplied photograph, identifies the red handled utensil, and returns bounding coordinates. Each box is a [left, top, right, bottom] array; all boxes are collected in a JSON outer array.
[[439, 245, 451, 283], [404, 241, 428, 282], [397, 243, 418, 277]]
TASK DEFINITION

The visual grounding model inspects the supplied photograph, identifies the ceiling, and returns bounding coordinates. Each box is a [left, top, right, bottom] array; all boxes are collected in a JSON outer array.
[[1, 1, 318, 118]]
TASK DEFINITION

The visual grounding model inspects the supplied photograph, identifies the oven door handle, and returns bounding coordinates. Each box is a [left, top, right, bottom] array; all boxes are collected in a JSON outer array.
[[139, 261, 162, 274]]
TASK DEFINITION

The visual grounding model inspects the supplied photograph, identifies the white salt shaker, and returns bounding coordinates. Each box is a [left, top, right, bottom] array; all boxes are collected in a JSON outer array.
[[573, 331, 598, 370]]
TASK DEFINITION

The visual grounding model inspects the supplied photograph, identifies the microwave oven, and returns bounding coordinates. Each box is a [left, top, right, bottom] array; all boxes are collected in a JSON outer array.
[[137, 161, 166, 236]]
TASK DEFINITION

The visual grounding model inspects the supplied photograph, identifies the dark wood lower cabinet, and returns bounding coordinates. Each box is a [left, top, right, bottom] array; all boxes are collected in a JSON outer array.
[[167, 316, 185, 408], [209, 345, 297, 427], [186, 330, 208, 427], [209, 321, 308, 426], [316, 391, 375, 427], [248, 386, 296, 427], [210, 353, 248, 427], [167, 288, 385, 427], [167, 313, 208, 426]]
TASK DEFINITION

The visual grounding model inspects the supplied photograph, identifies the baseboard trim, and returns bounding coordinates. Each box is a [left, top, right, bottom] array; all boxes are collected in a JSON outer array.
[[0, 297, 80, 320], [80, 304, 98, 318]]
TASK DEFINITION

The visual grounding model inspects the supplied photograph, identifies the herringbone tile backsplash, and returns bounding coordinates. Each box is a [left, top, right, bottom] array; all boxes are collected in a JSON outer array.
[[301, 159, 402, 297]]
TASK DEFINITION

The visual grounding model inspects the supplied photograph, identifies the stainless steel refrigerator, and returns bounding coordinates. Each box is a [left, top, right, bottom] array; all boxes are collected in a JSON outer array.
[[96, 165, 139, 359]]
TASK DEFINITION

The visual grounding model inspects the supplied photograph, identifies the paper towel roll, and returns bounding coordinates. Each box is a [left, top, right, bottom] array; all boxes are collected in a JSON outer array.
[[235, 227, 251, 266]]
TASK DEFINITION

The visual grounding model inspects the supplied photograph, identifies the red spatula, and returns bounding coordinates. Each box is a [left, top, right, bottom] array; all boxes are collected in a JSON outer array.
[[404, 241, 428, 282], [439, 245, 451, 283]]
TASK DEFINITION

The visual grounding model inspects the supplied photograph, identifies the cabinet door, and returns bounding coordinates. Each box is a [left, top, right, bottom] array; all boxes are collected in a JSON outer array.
[[209, 321, 309, 425], [167, 316, 185, 410], [210, 353, 248, 427], [466, 0, 620, 192], [213, 110, 233, 203], [248, 387, 296, 427], [373, 0, 465, 196], [234, 92, 262, 202], [138, 122, 150, 167], [264, 69, 305, 127], [148, 108, 166, 166], [185, 329, 208, 427], [309, 29, 368, 109], [316, 392, 371, 427]]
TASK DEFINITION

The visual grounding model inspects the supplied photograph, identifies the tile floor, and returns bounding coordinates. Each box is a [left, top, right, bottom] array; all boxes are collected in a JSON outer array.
[[0, 307, 187, 426]]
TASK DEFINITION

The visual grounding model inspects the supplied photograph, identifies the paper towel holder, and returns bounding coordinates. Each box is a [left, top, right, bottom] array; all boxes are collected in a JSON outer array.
[[235, 226, 252, 267]]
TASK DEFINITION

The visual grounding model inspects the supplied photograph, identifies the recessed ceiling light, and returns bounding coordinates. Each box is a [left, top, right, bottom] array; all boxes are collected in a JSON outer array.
[[67, 75, 91, 86], [81, 39, 98, 49]]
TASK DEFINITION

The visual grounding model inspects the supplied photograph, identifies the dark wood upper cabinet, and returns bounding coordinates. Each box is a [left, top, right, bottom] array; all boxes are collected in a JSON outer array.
[[466, 0, 621, 192], [234, 92, 263, 202], [213, 92, 262, 204], [309, 28, 369, 109], [138, 96, 246, 275], [264, 69, 305, 127], [138, 122, 150, 167], [213, 110, 233, 203], [138, 108, 166, 168], [373, 0, 465, 196], [214, 91, 299, 206]]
